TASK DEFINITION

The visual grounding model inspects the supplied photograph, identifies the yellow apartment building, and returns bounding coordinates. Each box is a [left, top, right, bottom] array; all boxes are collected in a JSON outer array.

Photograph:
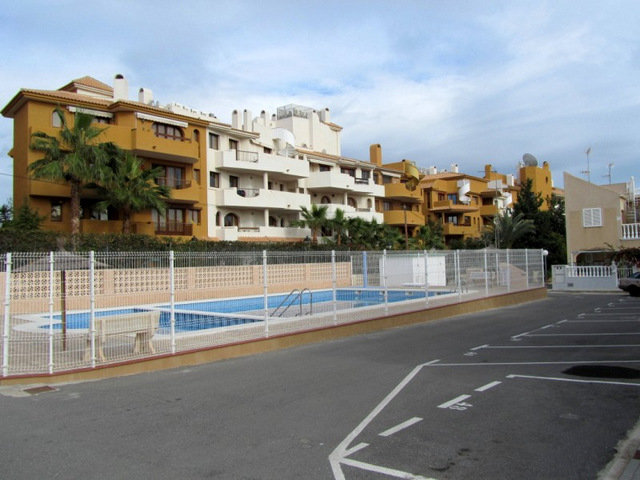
[[1, 75, 246, 239]]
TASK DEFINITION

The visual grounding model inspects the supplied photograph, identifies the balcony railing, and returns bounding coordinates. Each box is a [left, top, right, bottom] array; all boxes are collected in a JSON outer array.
[[622, 223, 640, 240], [236, 150, 259, 163], [156, 177, 192, 189], [155, 222, 193, 236], [236, 188, 260, 198]]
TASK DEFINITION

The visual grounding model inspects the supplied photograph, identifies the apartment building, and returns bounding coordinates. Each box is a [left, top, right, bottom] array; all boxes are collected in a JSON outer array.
[[1, 75, 213, 238], [2, 76, 385, 242], [417, 163, 516, 245], [564, 172, 640, 264]]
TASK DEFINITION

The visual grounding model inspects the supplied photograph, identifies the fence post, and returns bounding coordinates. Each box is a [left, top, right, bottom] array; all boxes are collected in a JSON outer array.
[[382, 250, 388, 314], [170, 251, 176, 354], [506, 249, 511, 292], [47, 252, 55, 374], [89, 251, 96, 369], [263, 250, 269, 337], [2, 253, 11, 377], [456, 250, 462, 302], [424, 250, 429, 307], [332, 251, 337, 324], [525, 250, 529, 289], [362, 251, 368, 288], [484, 249, 489, 297]]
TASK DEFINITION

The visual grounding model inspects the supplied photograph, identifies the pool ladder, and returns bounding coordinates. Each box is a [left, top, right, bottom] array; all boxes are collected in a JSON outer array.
[[271, 288, 313, 317]]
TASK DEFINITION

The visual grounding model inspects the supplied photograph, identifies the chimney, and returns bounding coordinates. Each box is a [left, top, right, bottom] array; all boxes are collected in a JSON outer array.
[[451, 163, 459, 173], [319, 108, 330, 123], [243, 109, 252, 131], [138, 87, 153, 104], [369, 144, 382, 166], [113, 74, 128, 101], [231, 110, 240, 129]]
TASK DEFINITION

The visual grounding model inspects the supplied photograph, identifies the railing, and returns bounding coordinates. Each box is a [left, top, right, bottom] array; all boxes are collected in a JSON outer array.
[[565, 265, 615, 277], [355, 177, 370, 185], [236, 150, 259, 163], [0, 249, 545, 377], [156, 177, 192, 189], [621, 223, 640, 240], [155, 222, 193, 236], [236, 188, 259, 198]]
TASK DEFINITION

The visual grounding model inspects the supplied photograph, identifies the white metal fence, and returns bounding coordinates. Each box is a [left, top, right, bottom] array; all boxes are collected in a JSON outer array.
[[0, 249, 545, 377]]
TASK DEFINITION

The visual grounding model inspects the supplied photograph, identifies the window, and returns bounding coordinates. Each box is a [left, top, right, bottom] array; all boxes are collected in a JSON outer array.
[[208, 133, 219, 149], [193, 130, 200, 143], [269, 216, 277, 227], [229, 176, 239, 188], [153, 208, 186, 233], [188, 209, 201, 225], [224, 213, 239, 227], [361, 170, 370, 180], [319, 165, 331, 172], [383, 201, 391, 211], [93, 117, 111, 125], [152, 123, 183, 140], [447, 215, 458, 225], [210, 172, 220, 188], [341, 167, 355, 177], [264, 147, 272, 154], [229, 139, 238, 150], [583, 208, 602, 227], [382, 175, 392, 184], [155, 165, 186, 189], [51, 202, 62, 222], [321, 196, 331, 204], [52, 111, 62, 128], [373, 172, 380, 184], [438, 193, 446, 201], [347, 197, 357, 208], [448, 194, 458, 204], [216, 211, 221, 226]]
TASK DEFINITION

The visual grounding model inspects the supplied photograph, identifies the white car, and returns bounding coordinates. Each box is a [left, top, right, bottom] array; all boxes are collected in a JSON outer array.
[[618, 272, 640, 296]]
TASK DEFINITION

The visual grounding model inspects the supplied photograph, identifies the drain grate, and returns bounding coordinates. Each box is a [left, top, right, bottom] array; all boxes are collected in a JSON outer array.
[[23, 385, 56, 395], [564, 365, 640, 379]]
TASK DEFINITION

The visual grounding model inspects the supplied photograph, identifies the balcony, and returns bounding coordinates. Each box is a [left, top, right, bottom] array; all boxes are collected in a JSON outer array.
[[216, 188, 310, 211], [431, 200, 478, 213], [323, 203, 383, 223], [306, 171, 383, 195], [215, 226, 308, 241], [154, 221, 193, 236], [622, 223, 640, 240], [156, 177, 196, 202], [131, 128, 199, 164], [213, 150, 309, 179], [383, 209, 425, 227], [384, 183, 423, 203], [442, 222, 478, 236], [480, 204, 499, 217]]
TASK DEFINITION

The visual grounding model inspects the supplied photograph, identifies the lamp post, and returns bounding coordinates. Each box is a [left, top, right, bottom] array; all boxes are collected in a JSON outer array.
[[403, 204, 409, 250]]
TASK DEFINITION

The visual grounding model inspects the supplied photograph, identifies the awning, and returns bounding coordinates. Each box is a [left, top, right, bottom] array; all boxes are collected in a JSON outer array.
[[136, 112, 188, 128]]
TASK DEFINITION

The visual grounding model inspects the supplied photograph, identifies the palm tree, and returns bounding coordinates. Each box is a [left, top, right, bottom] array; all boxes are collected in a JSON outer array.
[[329, 208, 348, 246], [491, 210, 535, 248], [292, 204, 329, 243], [410, 220, 445, 250], [29, 108, 107, 237], [93, 146, 171, 234]]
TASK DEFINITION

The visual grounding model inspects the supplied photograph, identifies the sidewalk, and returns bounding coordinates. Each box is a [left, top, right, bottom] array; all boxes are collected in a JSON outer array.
[[602, 420, 640, 480]]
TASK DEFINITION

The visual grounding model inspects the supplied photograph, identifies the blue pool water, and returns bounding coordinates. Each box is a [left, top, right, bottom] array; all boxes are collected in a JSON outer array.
[[41, 288, 437, 333]]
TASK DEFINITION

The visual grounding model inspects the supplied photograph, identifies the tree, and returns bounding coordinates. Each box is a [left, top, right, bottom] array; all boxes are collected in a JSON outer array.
[[3, 199, 45, 231], [93, 146, 171, 234], [513, 178, 543, 220], [491, 210, 535, 249], [292, 204, 329, 243], [409, 219, 445, 250], [0, 198, 12, 225], [29, 108, 107, 238], [328, 208, 348, 246]]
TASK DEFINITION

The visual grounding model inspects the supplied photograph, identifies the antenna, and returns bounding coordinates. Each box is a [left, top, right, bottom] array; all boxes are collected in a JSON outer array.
[[604, 162, 614, 184], [581, 147, 591, 183]]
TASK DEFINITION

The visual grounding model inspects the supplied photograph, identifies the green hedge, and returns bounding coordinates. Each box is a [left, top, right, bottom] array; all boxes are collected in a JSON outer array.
[[0, 230, 355, 253]]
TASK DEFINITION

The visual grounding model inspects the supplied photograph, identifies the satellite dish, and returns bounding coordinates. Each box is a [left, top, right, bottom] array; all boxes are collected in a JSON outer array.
[[522, 153, 538, 167]]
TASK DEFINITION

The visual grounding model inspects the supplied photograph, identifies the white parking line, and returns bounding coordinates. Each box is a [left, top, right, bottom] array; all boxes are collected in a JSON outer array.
[[506, 374, 640, 387], [438, 394, 471, 409], [339, 458, 437, 480], [379, 417, 423, 437], [475, 381, 501, 392]]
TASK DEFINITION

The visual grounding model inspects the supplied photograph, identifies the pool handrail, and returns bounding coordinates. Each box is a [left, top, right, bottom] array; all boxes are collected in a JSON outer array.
[[272, 288, 313, 318]]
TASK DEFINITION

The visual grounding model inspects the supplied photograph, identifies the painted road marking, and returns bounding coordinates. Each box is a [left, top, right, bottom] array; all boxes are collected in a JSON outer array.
[[526, 332, 640, 336], [438, 394, 471, 409], [339, 458, 437, 480], [506, 374, 640, 388], [475, 381, 502, 392], [428, 359, 640, 367], [379, 417, 423, 437], [480, 344, 640, 349]]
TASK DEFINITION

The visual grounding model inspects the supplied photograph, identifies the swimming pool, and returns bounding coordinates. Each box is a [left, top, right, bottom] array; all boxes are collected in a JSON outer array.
[[37, 288, 442, 334]]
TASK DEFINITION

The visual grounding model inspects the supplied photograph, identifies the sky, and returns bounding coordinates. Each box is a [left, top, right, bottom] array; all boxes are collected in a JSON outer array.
[[1, 0, 639, 203]]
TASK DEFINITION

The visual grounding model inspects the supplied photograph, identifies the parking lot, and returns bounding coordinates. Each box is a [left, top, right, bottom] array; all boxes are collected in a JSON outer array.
[[1, 292, 639, 479]]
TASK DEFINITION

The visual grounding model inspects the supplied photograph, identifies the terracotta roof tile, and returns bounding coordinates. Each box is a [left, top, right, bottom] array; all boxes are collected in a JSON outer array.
[[59, 76, 113, 93]]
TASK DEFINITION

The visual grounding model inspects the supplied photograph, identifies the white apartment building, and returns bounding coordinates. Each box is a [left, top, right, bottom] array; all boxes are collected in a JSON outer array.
[[206, 104, 383, 241]]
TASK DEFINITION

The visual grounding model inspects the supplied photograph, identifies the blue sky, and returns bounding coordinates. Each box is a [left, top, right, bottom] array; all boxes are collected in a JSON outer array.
[[1, 0, 639, 203]]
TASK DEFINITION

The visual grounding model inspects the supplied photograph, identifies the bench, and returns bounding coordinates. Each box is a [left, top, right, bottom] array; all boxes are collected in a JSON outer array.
[[85, 311, 160, 361]]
